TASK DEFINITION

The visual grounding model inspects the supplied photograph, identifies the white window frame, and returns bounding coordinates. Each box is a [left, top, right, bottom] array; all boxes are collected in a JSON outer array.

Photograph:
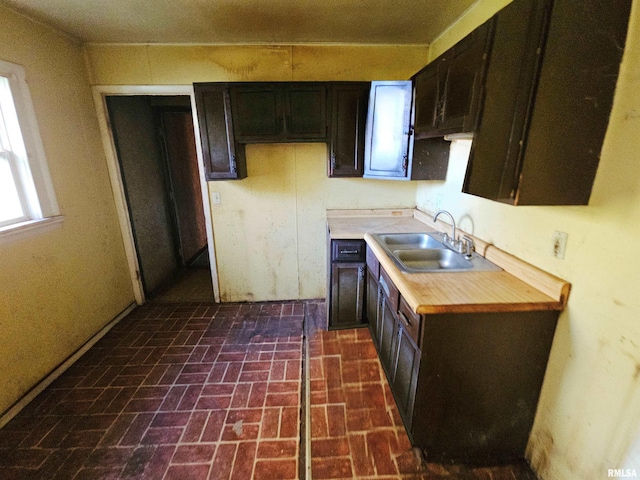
[[0, 59, 62, 244]]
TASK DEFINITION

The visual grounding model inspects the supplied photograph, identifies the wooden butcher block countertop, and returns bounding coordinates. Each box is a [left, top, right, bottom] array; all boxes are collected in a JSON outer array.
[[327, 209, 570, 315], [327, 208, 428, 239]]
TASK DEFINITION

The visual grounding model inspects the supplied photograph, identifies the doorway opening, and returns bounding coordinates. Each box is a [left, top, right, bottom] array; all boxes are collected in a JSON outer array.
[[106, 95, 213, 302]]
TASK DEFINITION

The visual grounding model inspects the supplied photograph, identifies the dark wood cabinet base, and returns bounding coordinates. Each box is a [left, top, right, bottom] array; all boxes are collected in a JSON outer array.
[[412, 310, 559, 464], [365, 245, 560, 465], [328, 240, 367, 330]]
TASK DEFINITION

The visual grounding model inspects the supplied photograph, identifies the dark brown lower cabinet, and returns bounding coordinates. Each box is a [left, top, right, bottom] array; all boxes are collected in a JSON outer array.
[[329, 263, 365, 329], [378, 293, 397, 370], [365, 245, 381, 343], [390, 317, 421, 430], [412, 310, 558, 464], [366, 270, 381, 345], [365, 256, 559, 464], [328, 240, 367, 330], [367, 260, 384, 350], [367, 264, 421, 431]]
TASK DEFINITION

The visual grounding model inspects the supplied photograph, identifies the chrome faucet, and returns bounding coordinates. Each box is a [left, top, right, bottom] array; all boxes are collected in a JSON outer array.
[[433, 210, 475, 256], [433, 210, 457, 244]]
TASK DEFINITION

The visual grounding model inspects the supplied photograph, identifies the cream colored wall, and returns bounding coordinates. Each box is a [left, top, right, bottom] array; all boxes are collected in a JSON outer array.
[[84, 44, 430, 84], [0, 8, 134, 414], [85, 43, 428, 301], [417, 1, 640, 478], [212, 143, 416, 301]]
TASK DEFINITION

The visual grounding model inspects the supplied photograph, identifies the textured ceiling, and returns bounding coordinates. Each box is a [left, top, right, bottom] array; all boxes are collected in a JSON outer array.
[[0, 0, 477, 44]]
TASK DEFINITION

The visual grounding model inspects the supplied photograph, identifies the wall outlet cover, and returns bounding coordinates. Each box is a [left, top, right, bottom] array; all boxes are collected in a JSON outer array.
[[552, 231, 568, 259]]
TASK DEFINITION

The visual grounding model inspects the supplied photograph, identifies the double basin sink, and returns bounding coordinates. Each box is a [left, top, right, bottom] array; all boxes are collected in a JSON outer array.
[[371, 232, 502, 273]]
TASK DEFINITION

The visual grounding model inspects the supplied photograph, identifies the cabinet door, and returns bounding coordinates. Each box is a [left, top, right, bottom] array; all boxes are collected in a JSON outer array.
[[193, 84, 246, 180], [413, 56, 447, 138], [463, 0, 549, 203], [363, 81, 413, 179], [378, 294, 398, 378], [515, 0, 631, 205], [328, 83, 369, 177], [329, 263, 366, 329], [464, 0, 630, 205], [391, 315, 421, 429], [439, 21, 493, 134], [230, 85, 283, 140], [366, 270, 380, 346], [285, 83, 328, 140]]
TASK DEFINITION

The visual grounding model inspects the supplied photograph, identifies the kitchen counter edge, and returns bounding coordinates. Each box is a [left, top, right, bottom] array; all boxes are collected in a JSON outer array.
[[327, 209, 570, 315]]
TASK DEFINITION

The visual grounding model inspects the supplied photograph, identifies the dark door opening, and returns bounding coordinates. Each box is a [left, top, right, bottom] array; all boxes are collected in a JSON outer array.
[[106, 95, 210, 300]]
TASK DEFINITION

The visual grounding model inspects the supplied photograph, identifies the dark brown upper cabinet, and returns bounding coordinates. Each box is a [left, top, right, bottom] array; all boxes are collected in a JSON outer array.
[[328, 82, 369, 177], [229, 83, 328, 142], [413, 57, 445, 138], [193, 83, 247, 180], [413, 21, 494, 139], [364, 81, 450, 181], [464, 0, 632, 205], [286, 84, 329, 140], [194, 80, 451, 182]]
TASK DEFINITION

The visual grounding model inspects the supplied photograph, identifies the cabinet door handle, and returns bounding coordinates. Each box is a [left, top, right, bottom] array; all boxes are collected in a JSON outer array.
[[379, 275, 391, 298], [339, 249, 359, 255], [330, 152, 336, 170], [399, 311, 412, 328], [401, 155, 408, 173]]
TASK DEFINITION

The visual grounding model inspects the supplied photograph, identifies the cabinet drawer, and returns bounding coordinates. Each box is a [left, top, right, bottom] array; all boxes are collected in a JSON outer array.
[[366, 244, 380, 279], [399, 296, 422, 345], [332, 240, 366, 262], [379, 266, 399, 312]]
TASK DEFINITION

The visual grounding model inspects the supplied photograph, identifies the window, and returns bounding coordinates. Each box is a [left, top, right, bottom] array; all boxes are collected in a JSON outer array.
[[0, 59, 60, 242]]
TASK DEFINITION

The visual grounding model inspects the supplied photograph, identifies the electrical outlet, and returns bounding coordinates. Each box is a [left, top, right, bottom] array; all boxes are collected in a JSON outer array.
[[435, 194, 444, 210], [551, 231, 568, 259], [212, 192, 221, 204]]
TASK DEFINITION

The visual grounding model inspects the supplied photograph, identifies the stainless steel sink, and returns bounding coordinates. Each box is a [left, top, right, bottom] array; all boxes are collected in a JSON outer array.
[[372, 232, 446, 250], [371, 232, 502, 273], [393, 248, 473, 272]]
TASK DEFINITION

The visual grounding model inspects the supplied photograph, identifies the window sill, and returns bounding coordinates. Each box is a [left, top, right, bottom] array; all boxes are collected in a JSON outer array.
[[0, 216, 65, 246]]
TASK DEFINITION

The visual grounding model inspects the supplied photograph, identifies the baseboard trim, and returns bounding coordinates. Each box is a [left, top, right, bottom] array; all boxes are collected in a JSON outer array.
[[0, 302, 137, 429]]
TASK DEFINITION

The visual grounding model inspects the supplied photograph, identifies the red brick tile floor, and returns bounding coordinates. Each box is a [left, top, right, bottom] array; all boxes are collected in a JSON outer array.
[[0, 301, 304, 480], [0, 298, 537, 479], [309, 327, 413, 479], [305, 301, 538, 480]]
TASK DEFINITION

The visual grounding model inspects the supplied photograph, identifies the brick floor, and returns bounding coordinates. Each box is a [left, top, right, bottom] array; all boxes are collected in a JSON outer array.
[[0, 298, 538, 479], [306, 306, 538, 480], [0, 301, 303, 480], [308, 327, 419, 479]]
